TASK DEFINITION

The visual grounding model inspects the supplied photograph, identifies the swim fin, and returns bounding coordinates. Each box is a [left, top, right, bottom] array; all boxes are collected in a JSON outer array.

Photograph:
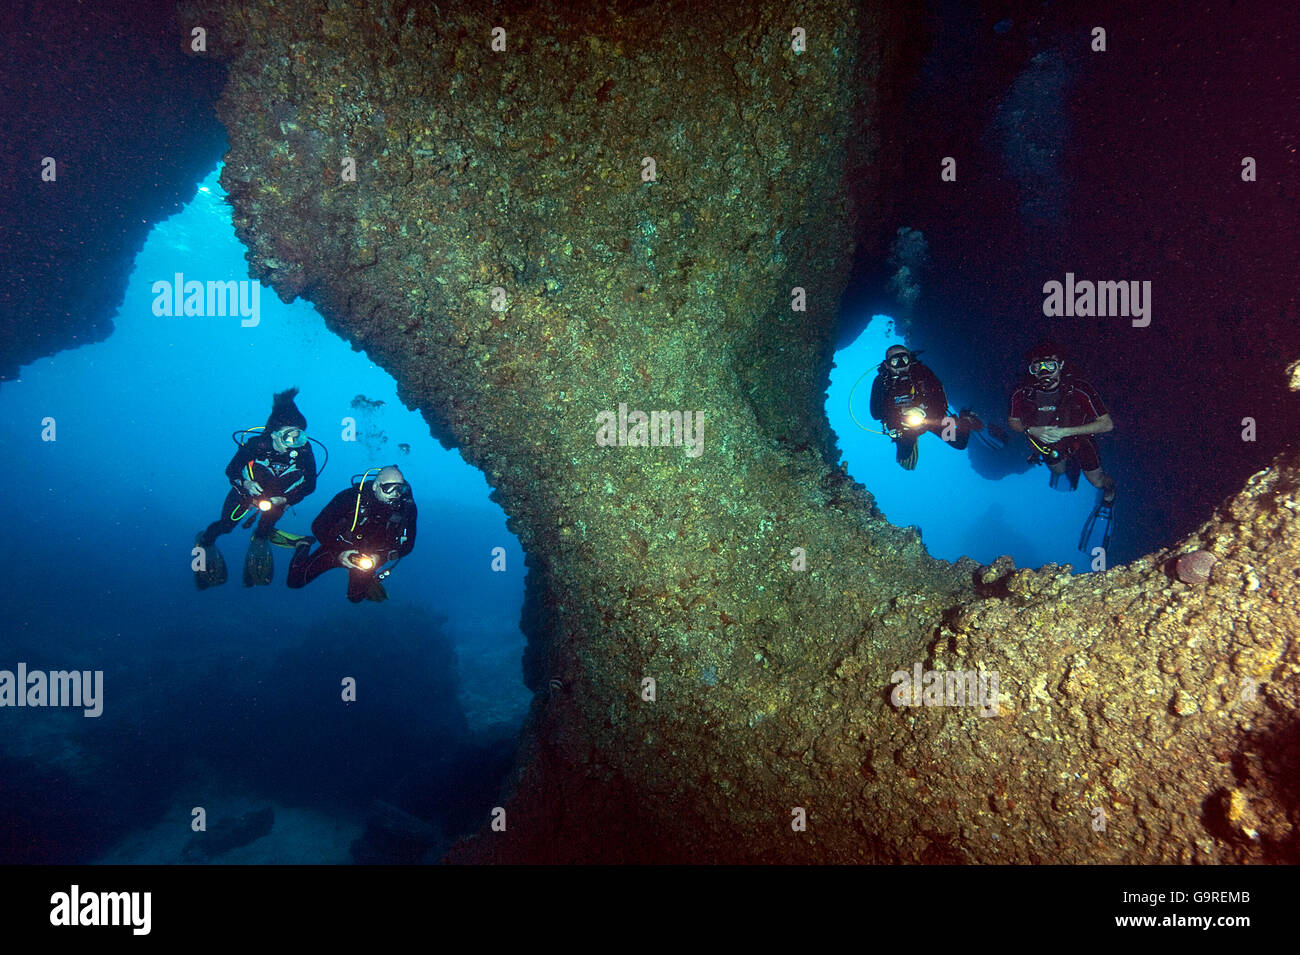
[[898, 440, 919, 470], [1079, 492, 1116, 553], [269, 528, 309, 549], [365, 577, 389, 603], [243, 536, 275, 587], [194, 535, 227, 590], [976, 423, 1007, 450]]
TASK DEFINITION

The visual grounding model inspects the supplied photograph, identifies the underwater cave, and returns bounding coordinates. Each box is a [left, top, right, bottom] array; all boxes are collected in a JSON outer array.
[[2, 0, 1298, 879]]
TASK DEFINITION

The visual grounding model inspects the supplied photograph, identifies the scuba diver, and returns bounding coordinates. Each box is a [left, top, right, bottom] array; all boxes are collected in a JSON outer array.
[[866, 344, 984, 469], [287, 465, 417, 603], [195, 388, 321, 589], [1007, 341, 1118, 550]]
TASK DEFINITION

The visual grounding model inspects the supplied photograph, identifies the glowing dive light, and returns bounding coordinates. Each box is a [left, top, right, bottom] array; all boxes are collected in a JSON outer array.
[[902, 407, 926, 428], [356, 554, 376, 571], [257, 499, 272, 511]]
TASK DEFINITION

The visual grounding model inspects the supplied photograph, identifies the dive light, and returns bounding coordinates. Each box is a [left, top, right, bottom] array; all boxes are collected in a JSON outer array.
[[256, 499, 273, 511], [356, 554, 376, 571], [902, 407, 926, 429]]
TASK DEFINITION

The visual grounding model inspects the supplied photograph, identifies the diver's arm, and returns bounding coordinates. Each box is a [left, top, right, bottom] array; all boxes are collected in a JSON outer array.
[[1010, 417, 1052, 441], [1059, 413, 1114, 437], [224, 444, 253, 489], [389, 501, 417, 560], [868, 377, 885, 422], [311, 490, 355, 542], [1007, 388, 1034, 435], [402, 502, 417, 555], [918, 368, 948, 419]]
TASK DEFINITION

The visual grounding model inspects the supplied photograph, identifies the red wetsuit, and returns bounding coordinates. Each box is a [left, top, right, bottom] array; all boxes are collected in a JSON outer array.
[[1009, 376, 1108, 471]]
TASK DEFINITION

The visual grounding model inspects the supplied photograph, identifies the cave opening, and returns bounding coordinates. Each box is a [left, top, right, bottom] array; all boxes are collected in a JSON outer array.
[[829, 1, 1296, 583], [828, 313, 1112, 573], [0, 165, 528, 862]]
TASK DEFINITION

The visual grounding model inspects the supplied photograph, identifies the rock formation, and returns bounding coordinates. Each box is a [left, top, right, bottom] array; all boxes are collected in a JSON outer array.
[[0, 0, 225, 382], [189, 0, 1299, 862]]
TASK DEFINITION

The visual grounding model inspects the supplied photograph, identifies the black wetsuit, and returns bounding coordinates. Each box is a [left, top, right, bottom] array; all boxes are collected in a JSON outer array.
[[869, 362, 970, 459], [199, 434, 317, 545], [1009, 376, 1108, 472], [288, 484, 418, 602]]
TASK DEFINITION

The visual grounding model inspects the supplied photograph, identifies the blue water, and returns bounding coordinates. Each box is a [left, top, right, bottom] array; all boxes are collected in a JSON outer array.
[[0, 168, 528, 863], [829, 315, 1105, 574], [3, 171, 1106, 864]]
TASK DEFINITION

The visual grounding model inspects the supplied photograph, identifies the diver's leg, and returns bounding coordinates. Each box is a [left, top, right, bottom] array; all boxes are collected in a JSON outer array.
[[1075, 438, 1115, 501], [286, 542, 311, 588], [287, 545, 338, 589], [346, 569, 369, 603], [199, 488, 245, 546], [253, 502, 287, 540], [194, 488, 243, 588], [1084, 468, 1117, 501], [895, 434, 916, 465]]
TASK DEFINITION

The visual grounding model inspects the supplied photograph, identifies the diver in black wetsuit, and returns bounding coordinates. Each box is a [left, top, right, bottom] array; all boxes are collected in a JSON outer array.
[[195, 388, 318, 589], [287, 465, 417, 603], [869, 345, 983, 469]]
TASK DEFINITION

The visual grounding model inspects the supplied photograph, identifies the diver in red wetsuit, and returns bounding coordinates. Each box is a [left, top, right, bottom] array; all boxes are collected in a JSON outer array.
[[1008, 341, 1117, 502]]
